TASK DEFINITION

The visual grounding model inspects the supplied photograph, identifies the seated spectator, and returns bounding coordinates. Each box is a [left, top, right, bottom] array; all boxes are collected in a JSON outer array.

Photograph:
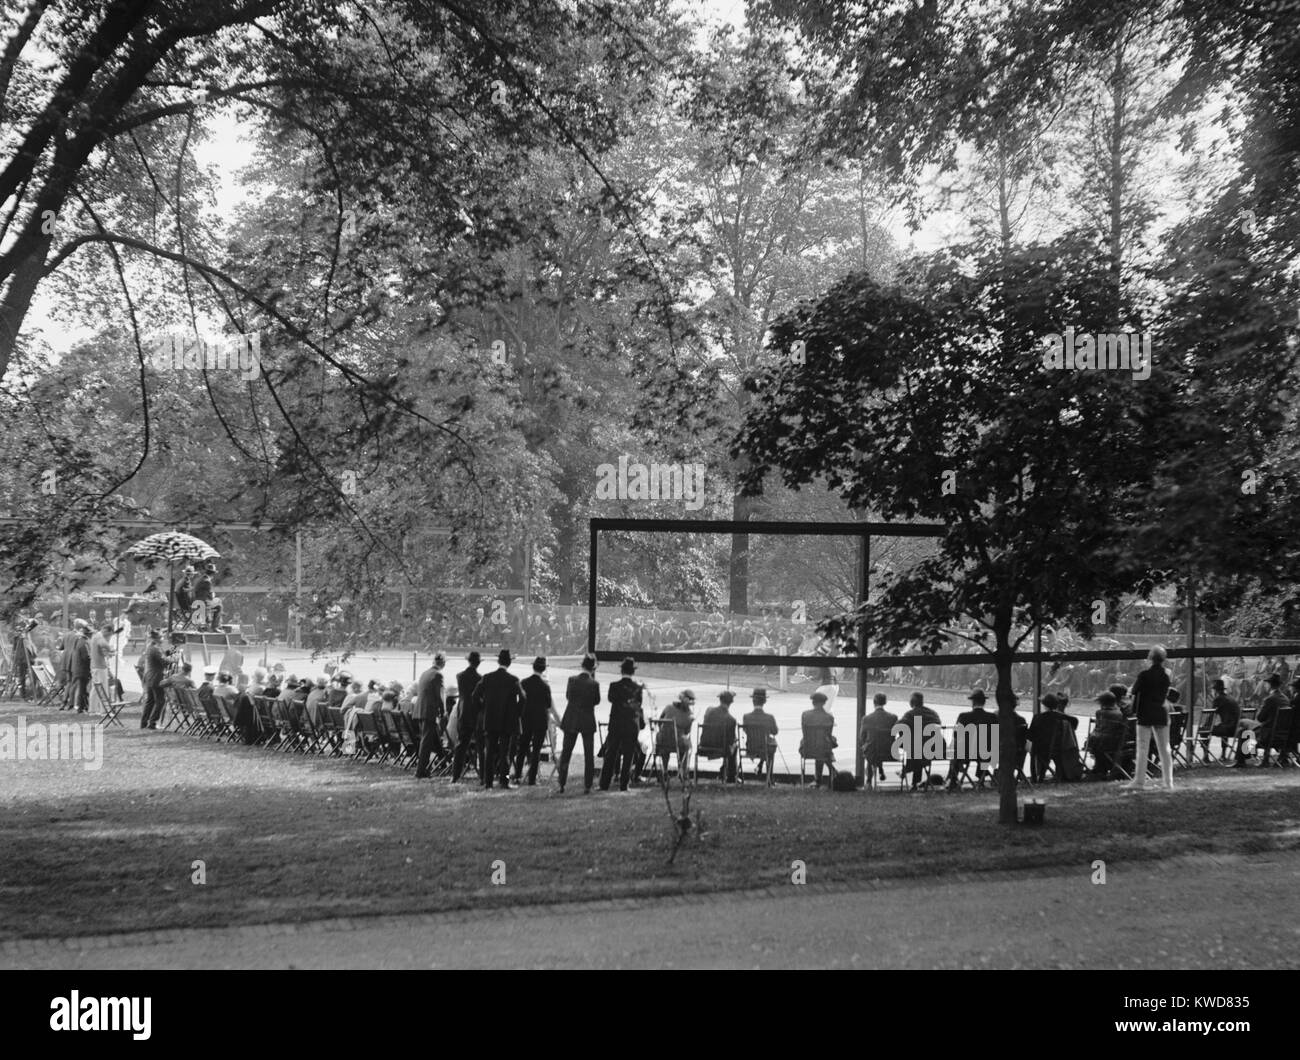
[[1201, 678, 1240, 759], [700, 690, 740, 782], [1233, 672, 1287, 766], [304, 676, 329, 726], [800, 691, 837, 787], [340, 680, 366, 712], [859, 693, 898, 783], [897, 691, 941, 791], [1110, 683, 1132, 719], [949, 689, 996, 790], [1028, 693, 1080, 782], [654, 691, 695, 778], [1087, 691, 1125, 777], [164, 662, 196, 691], [742, 687, 779, 780], [212, 671, 237, 712], [277, 676, 299, 704], [328, 673, 350, 709]]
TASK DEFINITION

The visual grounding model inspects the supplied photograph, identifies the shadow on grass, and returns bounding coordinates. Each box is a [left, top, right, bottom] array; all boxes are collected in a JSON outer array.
[[4, 730, 1300, 940]]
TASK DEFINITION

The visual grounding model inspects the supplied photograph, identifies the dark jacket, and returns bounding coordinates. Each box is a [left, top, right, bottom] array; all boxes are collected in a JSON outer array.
[[606, 676, 644, 737], [520, 672, 553, 733], [456, 665, 482, 729], [475, 667, 526, 734], [1131, 665, 1171, 726], [68, 635, 91, 680], [1257, 690, 1289, 729], [1090, 704, 1126, 747], [414, 666, 444, 722], [143, 642, 167, 684], [700, 704, 738, 748], [561, 671, 600, 735], [1029, 709, 1078, 750], [1210, 693, 1240, 730]]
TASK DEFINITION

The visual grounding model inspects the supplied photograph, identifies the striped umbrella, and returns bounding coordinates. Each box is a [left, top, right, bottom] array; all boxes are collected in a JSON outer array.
[[125, 533, 220, 634]]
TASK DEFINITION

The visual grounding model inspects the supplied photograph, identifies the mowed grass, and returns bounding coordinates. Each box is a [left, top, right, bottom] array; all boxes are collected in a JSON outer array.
[[3, 702, 1300, 940]]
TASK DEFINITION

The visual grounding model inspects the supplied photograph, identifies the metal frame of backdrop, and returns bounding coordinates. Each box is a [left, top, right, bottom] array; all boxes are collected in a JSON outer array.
[[588, 517, 1300, 784]]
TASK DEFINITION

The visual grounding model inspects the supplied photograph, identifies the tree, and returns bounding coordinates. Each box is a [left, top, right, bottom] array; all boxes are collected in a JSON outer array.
[[736, 239, 1184, 823]]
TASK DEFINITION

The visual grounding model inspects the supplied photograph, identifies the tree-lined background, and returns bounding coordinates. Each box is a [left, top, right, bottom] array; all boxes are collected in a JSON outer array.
[[3, 0, 1299, 719]]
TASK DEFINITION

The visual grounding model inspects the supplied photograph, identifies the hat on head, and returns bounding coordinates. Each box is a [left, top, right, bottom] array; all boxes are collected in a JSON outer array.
[[811, 691, 828, 705], [719, 690, 734, 704], [752, 687, 767, 702], [967, 689, 987, 704], [498, 649, 512, 667], [467, 650, 481, 666], [680, 689, 696, 702], [1211, 678, 1225, 689], [203, 665, 217, 676], [1041, 693, 1061, 710], [621, 656, 636, 674]]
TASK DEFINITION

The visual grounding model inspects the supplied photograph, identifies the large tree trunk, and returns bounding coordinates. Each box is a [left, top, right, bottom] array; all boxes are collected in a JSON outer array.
[[995, 631, 1019, 825]]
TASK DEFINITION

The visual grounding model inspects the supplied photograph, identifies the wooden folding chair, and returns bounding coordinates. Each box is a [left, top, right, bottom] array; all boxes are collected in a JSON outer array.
[[381, 708, 412, 767], [253, 696, 279, 746], [1259, 707, 1294, 768], [860, 729, 894, 791], [93, 679, 128, 729], [354, 712, 383, 762], [694, 719, 739, 784], [742, 722, 782, 787], [1189, 705, 1218, 766], [320, 705, 345, 757], [648, 717, 688, 783], [180, 687, 210, 737], [800, 726, 836, 788]]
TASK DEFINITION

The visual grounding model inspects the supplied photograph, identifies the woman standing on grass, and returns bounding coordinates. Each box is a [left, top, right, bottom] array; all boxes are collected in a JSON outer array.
[[1124, 646, 1174, 791]]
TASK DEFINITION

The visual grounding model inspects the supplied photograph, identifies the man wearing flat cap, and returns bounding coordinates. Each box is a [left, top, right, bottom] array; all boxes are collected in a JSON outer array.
[[860, 693, 898, 784], [743, 688, 779, 781], [800, 690, 837, 787], [702, 689, 740, 782]]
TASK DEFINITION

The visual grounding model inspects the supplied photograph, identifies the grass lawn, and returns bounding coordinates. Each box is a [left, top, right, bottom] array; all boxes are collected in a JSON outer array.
[[3, 701, 1299, 940]]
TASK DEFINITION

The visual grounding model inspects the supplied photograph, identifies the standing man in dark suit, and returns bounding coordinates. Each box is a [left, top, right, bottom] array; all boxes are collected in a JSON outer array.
[[451, 651, 483, 782], [558, 654, 600, 794], [139, 629, 168, 729], [414, 652, 447, 779], [57, 622, 81, 710], [67, 621, 92, 714], [475, 649, 525, 789], [600, 657, 644, 792], [515, 656, 560, 785]]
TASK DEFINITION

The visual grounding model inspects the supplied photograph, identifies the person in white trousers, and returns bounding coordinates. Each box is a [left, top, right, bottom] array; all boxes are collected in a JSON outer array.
[[1125, 646, 1175, 791]]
